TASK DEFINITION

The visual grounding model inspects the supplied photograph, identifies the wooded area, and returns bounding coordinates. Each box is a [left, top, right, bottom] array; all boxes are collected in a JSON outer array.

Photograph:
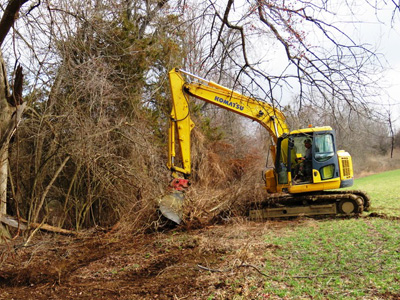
[[0, 0, 399, 240]]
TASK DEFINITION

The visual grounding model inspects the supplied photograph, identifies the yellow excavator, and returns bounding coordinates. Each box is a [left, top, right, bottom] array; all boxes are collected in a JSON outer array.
[[159, 67, 370, 224]]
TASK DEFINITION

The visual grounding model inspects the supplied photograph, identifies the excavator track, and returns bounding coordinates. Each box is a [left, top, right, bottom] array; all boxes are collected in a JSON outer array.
[[319, 190, 371, 211], [248, 191, 368, 220]]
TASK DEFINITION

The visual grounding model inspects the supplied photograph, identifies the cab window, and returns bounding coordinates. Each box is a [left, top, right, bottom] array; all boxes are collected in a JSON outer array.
[[314, 134, 334, 162]]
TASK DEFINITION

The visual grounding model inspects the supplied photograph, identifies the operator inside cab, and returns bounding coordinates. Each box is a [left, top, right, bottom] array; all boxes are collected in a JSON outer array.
[[292, 138, 313, 183]]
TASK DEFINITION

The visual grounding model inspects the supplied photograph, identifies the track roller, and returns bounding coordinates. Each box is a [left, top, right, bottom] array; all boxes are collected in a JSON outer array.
[[337, 195, 363, 215], [348, 190, 371, 211]]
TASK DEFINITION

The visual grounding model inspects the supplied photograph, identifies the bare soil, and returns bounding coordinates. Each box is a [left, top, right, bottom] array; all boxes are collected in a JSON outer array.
[[0, 219, 296, 300]]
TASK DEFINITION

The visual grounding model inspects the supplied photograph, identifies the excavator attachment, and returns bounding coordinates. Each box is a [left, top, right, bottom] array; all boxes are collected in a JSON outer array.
[[158, 178, 190, 224]]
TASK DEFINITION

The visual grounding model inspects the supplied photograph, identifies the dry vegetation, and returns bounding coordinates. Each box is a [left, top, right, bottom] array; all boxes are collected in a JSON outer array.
[[0, 219, 311, 300], [356, 148, 400, 178]]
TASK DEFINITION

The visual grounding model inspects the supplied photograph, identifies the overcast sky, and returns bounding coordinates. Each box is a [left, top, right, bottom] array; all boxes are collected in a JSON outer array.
[[348, 4, 400, 125], [293, 3, 400, 125]]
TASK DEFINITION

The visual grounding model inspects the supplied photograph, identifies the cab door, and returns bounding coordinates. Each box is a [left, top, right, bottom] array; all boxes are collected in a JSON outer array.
[[313, 131, 340, 181], [275, 136, 297, 186]]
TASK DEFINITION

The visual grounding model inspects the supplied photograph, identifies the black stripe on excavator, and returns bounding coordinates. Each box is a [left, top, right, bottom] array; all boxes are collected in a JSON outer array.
[[340, 178, 354, 188]]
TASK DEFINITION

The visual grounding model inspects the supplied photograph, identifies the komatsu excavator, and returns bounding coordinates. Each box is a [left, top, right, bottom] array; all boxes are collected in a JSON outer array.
[[159, 67, 370, 224]]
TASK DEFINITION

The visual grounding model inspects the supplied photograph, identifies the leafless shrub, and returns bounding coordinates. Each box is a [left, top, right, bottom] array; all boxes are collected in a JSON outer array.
[[7, 1, 184, 233]]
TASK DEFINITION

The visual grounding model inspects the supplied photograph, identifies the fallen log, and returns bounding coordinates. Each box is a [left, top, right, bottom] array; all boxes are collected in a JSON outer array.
[[0, 214, 77, 235], [0, 214, 27, 230]]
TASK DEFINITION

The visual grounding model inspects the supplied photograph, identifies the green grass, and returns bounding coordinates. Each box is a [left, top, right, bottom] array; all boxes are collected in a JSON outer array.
[[260, 170, 400, 299], [353, 169, 400, 216], [263, 219, 400, 299]]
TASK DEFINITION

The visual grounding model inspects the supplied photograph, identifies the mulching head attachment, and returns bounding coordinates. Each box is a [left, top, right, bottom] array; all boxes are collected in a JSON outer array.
[[158, 178, 190, 224]]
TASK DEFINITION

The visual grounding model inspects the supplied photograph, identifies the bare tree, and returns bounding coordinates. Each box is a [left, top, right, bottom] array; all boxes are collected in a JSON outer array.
[[178, 0, 386, 118], [0, 0, 29, 239]]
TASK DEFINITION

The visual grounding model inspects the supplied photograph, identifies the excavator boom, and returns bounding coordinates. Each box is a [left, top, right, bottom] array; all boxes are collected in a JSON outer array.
[[168, 68, 289, 178]]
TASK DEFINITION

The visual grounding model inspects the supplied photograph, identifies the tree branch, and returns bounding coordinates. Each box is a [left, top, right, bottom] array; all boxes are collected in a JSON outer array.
[[0, 0, 30, 47]]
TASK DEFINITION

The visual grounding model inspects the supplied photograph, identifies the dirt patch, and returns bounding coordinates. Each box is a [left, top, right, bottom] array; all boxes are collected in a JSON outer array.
[[365, 212, 400, 220], [0, 220, 294, 299]]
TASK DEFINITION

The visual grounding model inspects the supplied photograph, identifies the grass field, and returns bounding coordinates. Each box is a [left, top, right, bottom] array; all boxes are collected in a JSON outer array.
[[258, 170, 400, 299], [353, 169, 400, 216]]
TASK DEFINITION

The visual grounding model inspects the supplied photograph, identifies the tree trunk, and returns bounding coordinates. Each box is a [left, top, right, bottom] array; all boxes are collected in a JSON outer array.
[[0, 142, 10, 238], [0, 0, 30, 240], [0, 0, 30, 47], [0, 51, 25, 239]]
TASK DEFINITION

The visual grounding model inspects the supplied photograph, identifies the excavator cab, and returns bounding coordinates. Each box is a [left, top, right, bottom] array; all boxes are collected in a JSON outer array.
[[254, 126, 369, 219], [273, 127, 354, 194]]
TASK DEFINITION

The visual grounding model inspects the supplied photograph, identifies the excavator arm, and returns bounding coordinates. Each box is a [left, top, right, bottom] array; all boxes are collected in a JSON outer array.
[[167, 67, 289, 178]]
